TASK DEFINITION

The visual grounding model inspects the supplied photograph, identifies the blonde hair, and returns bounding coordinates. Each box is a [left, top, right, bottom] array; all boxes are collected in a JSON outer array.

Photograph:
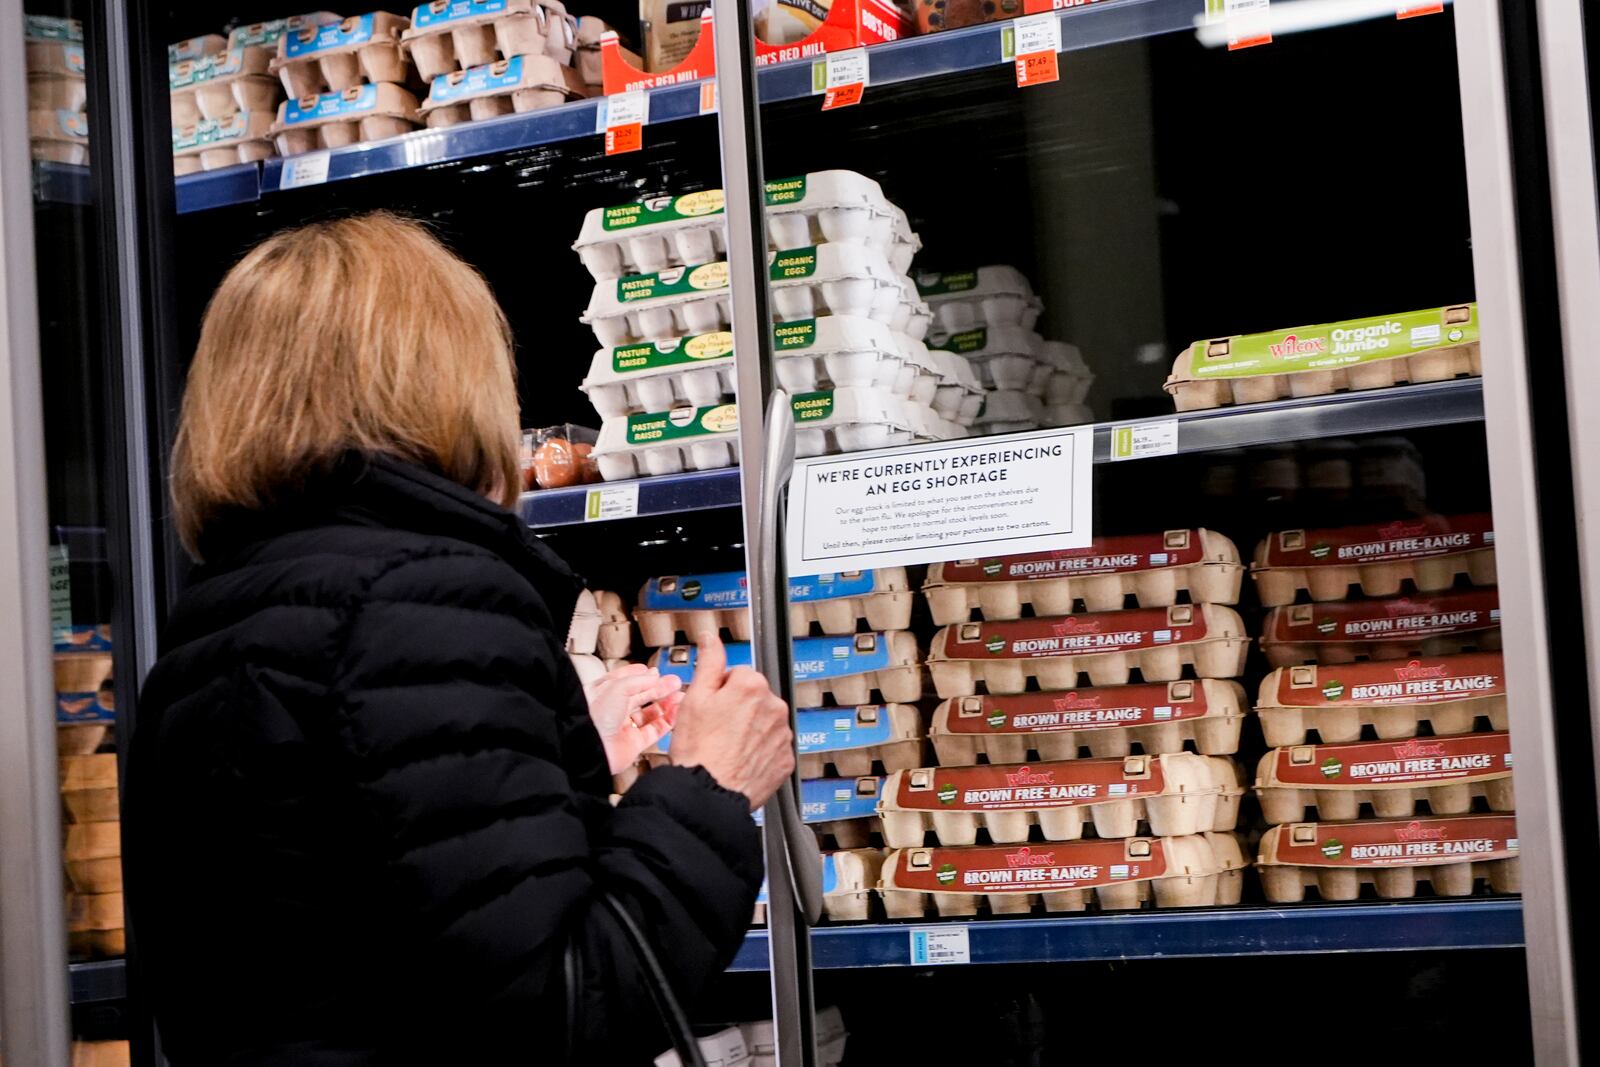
[[170, 212, 521, 558]]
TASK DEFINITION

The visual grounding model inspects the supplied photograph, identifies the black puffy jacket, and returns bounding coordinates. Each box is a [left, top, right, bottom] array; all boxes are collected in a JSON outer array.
[[126, 454, 763, 1065]]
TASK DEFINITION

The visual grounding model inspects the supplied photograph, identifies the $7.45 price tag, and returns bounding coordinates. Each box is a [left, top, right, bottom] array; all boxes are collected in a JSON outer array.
[[602, 89, 647, 155], [813, 47, 867, 110], [1004, 13, 1061, 87]]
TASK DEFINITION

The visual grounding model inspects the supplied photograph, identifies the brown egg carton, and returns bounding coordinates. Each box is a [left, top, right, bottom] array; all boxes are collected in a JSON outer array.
[[172, 111, 277, 174], [64, 821, 122, 894], [922, 529, 1243, 625], [878, 754, 1242, 848], [567, 588, 631, 658], [60, 753, 118, 824], [170, 45, 280, 126], [752, 848, 882, 925], [401, 0, 578, 81], [927, 605, 1249, 698], [797, 704, 923, 778], [879, 834, 1236, 918], [30, 108, 88, 164], [55, 650, 112, 694], [419, 53, 583, 127], [1255, 731, 1514, 823], [270, 82, 421, 155], [66, 890, 124, 958], [59, 722, 111, 756], [1167, 343, 1480, 411], [1256, 652, 1507, 747], [271, 12, 412, 98], [635, 569, 912, 647], [72, 1040, 131, 1067], [1252, 514, 1496, 607], [930, 679, 1247, 765], [1257, 813, 1519, 902], [27, 41, 85, 113], [1260, 588, 1501, 667], [1205, 830, 1249, 906]]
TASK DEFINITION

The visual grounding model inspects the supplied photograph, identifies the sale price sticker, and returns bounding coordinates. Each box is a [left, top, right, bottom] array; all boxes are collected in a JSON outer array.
[[1007, 13, 1061, 87], [603, 89, 647, 155], [813, 47, 868, 110], [1397, 3, 1444, 17], [1204, 0, 1272, 50]]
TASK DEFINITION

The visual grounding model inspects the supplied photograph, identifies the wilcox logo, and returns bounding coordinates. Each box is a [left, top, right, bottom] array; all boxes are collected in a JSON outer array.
[[1269, 333, 1327, 358], [1391, 738, 1446, 759], [1395, 820, 1447, 842], [1394, 659, 1448, 681], [1379, 519, 1430, 539], [1006, 846, 1056, 868], [1004, 766, 1056, 787]]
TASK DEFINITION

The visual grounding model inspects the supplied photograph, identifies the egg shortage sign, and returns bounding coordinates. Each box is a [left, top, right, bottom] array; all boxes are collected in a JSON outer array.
[[787, 426, 1093, 573]]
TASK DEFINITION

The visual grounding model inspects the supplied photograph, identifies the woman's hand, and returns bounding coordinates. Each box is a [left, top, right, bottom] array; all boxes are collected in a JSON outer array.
[[584, 663, 684, 774], [668, 634, 795, 811]]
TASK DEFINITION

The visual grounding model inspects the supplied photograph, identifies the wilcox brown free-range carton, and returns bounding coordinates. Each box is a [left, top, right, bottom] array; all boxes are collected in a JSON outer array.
[[930, 679, 1248, 764], [1252, 513, 1496, 607], [922, 529, 1244, 625], [1255, 652, 1507, 746], [1256, 813, 1519, 902], [1260, 588, 1501, 667], [927, 605, 1249, 698], [1255, 731, 1514, 823], [878, 753, 1242, 848]]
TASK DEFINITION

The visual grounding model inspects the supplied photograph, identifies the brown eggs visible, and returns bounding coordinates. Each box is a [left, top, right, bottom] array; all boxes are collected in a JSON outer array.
[[572, 441, 600, 484], [534, 437, 581, 489]]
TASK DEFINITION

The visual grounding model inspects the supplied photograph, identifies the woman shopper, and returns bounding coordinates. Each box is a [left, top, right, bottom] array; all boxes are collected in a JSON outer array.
[[125, 212, 794, 1065]]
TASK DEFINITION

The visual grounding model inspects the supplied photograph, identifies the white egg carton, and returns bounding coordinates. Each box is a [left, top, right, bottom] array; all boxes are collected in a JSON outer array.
[[401, 0, 577, 82], [584, 262, 732, 347], [971, 389, 1044, 436], [170, 45, 280, 127], [172, 111, 277, 173], [573, 190, 729, 281], [1043, 341, 1093, 403], [271, 12, 411, 99], [916, 265, 1043, 334], [767, 170, 921, 273], [769, 244, 915, 330], [891, 275, 933, 341], [270, 82, 420, 155], [930, 324, 1050, 392], [566, 588, 631, 658], [419, 52, 582, 126], [228, 13, 344, 51]]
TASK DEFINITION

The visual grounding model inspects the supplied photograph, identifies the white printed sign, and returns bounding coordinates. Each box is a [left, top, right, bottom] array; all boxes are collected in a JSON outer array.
[[279, 150, 330, 189], [786, 427, 1093, 573], [584, 483, 640, 522], [909, 926, 970, 966]]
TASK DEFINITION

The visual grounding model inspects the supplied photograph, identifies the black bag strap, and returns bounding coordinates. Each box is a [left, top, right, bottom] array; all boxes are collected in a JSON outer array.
[[564, 892, 708, 1067]]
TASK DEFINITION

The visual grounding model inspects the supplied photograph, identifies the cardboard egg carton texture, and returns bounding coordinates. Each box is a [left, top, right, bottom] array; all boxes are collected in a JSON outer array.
[[271, 12, 413, 98], [930, 679, 1248, 764], [400, 0, 579, 81], [61, 753, 118, 824], [1254, 731, 1515, 823], [1259, 588, 1501, 667], [750, 776, 885, 850], [1252, 513, 1497, 606], [419, 52, 583, 125], [635, 569, 911, 645], [916, 265, 1043, 335], [879, 832, 1245, 918], [65, 822, 122, 894], [1165, 304, 1480, 412], [67, 890, 124, 958], [170, 45, 280, 126], [923, 529, 1244, 625], [877, 754, 1243, 848], [1256, 813, 1519, 902], [752, 849, 882, 925], [173, 111, 276, 173], [566, 588, 631, 658], [650, 632, 922, 706], [271, 81, 420, 154], [1255, 652, 1507, 746], [928, 604, 1250, 697], [28, 40, 85, 115]]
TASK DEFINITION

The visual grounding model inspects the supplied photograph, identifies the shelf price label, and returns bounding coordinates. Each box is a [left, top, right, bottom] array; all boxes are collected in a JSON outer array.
[[1110, 419, 1178, 461], [813, 47, 868, 110], [584, 483, 640, 522], [602, 90, 647, 155], [909, 927, 970, 966], [280, 150, 331, 189], [1205, 0, 1272, 50], [1003, 13, 1062, 87], [1397, 2, 1444, 16], [699, 80, 718, 114]]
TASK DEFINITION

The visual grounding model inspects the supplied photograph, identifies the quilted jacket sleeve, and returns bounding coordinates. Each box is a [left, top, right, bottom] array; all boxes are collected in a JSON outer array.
[[333, 548, 763, 1060]]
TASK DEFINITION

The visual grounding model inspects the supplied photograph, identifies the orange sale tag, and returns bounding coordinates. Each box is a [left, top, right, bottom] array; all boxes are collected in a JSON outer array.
[[821, 82, 864, 109], [1227, 31, 1271, 49], [1014, 49, 1059, 87], [1397, 3, 1444, 17], [814, 48, 868, 111], [605, 122, 642, 154]]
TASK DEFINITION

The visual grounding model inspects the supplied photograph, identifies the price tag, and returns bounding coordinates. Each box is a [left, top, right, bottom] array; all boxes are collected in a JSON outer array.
[[1110, 419, 1178, 461], [1205, 0, 1271, 50], [813, 47, 867, 110], [584, 483, 640, 522], [603, 90, 647, 155], [909, 927, 970, 966], [699, 80, 718, 113], [1008, 13, 1061, 87], [280, 150, 330, 189], [1397, 2, 1443, 16]]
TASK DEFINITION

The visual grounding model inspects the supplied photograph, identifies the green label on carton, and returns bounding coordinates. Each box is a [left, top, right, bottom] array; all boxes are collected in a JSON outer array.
[[931, 327, 987, 354], [616, 262, 729, 302], [771, 249, 818, 280], [791, 391, 835, 423], [764, 175, 808, 205], [916, 271, 979, 297], [610, 332, 734, 373], [1187, 304, 1479, 380], [773, 320, 818, 351], [601, 190, 726, 231], [626, 403, 739, 445]]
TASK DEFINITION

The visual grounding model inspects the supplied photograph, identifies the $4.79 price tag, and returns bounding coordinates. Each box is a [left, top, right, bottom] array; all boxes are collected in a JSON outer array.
[[602, 89, 647, 155], [813, 47, 868, 110], [1005, 13, 1061, 87], [1204, 0, 1271, 50]]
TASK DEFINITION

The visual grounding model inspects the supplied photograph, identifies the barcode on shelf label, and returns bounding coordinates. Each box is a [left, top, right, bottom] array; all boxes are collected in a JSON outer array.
[[909, 926, 970, 966], [1110, 419, 1178, 460], [584, 483, 640, 522], [602, 90, 648, 155], [1008, 13, 1061, 86], [280, 150, 330, 189]]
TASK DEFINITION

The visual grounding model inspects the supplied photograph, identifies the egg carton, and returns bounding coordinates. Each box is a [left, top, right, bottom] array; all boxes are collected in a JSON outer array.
[[172, 111, 276, 174], [30, 107, 86, 163], [929, 324, 1051, 392], [796, 705, 922, 778], [919, 344, 985, 426], [752, 849, 883, 925], [893, 277, 934, 341], [170, 34, 225, 61], [879, 754, 1242, 849], [65, 822, 121, 894], [27, 42, 84, 113], [1043, 341, 1093, 403], [930, 679, 1248, 765], [401, 0, 576, 81], [584, 262, 732, 347], [60, 753, 118, 824], [649, 631, 922, 705], [916, 265, 1043, 334], [1260, 589, 1502, 668], [566, 651, 627, 688], [54, 649, 113, 695], [170, 45, 280, 126], [271, 12, 411, 98], [635, 568, 912, 645], [419, 52, 581, 125], [1255, 731, 1515, 824], [972, 390, 1044, 435], [228, 13, 344, 50], [574, 17, 634, 87], [270, 82, 420, 155], [769, 245, 918, 332], [1256, 813, 1519, 903], [67, 891, 124, 959], [753, 776, 885, 850], [566, 588, 631, 658], [1252, 513, 1496, 607], [879, 834, 1234, 918], [1255, 653, 1508, 747], [766, 171, 920, 274], [928, 605, 1249, 698], [1166, 303, 1480, 412]]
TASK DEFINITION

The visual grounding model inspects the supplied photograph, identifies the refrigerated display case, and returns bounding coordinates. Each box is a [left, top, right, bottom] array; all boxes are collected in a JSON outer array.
[[1, 0, 1598, 1064]]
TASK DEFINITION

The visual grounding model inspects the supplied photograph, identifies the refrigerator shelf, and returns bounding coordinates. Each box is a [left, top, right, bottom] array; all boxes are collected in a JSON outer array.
[[732, 897, 1522, 971], [517, 467, 744, 528], [68, 959, 125, 1005]]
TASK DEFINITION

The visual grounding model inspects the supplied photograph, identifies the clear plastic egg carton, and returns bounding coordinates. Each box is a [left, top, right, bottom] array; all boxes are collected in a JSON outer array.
[[173, 111, 276, 174], [270, 82, 420, 155], [930, 324, 1050, 392], [572, 191, 729, 282], [271, 12, 411, 99], [769, 244, 914, 329], [971, 389, 1044, 435], [583, 262, 732, 347], [766, 171, 922, 274], [1042, 341, 1093, 403], [419, 52, 581, 126], [916, 265, 1044, 334], [401, 0, 577, 82], [170, 46, 280, 126], [227, 13, 344, 51]]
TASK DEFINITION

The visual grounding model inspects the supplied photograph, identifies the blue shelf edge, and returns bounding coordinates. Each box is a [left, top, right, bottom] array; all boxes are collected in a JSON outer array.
[[175, 162, 263, 214], [69, 958, 127, 1004], [731, 898, 1524, 971], [518, 466, 744, 528]]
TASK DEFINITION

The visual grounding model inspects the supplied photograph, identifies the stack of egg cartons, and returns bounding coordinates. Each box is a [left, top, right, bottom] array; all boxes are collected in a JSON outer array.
[[566, 586, 633, 686], [72, 1041, 131, 1067], [878, 532, 1251, 920], [634, 568, 921, 922], [575, 171, 977, 482], [1250, 514, 1520, 903], [269, 11, 422, 158], [402, 0, 623, 127], [54, 624, 123, 960], [918, 266, 1095, 432], [26, 16, 89, 165]]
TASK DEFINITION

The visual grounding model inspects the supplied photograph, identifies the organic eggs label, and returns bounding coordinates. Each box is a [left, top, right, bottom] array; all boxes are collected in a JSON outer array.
[[774, 319, 819, 350], [935, 531, 1206, 583], [1262, 589, 1500, 644], [764, 174, 809, 205], [1271, 652, 1506, 708], [1265, 814, 1517, 868], [930, 327, 990, 354], [285, 13, 376, 57], [414, 0, 511, 29], [1266, 732, 1512, 788], [609, 332, 734, 373], [600, 189, 726, 230], [888, 757, 1166, 812], [791, 391, 836, 423], [1259, 513, 1494, 568], [940, 682, 1212, 735], [915, 270, 980, 297], [616, 261, 730, 302], [1187, 304, 1478, 380], [770, 248, 819, 280], [890, 841, 1169, 892], [941, 607, 1208, 660]]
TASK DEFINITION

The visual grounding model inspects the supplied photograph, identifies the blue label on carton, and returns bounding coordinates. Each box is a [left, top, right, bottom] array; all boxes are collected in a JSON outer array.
[[414, 0, 509, 28], [429, 55, 533, 104], [57, 692, 115, 724], [642, 571, 878, 612], [791, 634, 891, 681], [55, 626, 111, 654], [754, 779, 883, 826], [794, 708, 894, 753], [283, 84, 379, 125], [652, 641, 754, 686], [26, 16, 83, 42], [757, 852, 839, 904], [285, 13, 376, 58]]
